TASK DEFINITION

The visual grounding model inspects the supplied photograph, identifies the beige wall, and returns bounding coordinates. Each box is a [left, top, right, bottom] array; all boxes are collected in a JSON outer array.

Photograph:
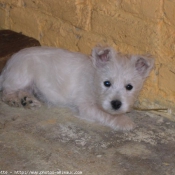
[[0, 0, 175, 117]]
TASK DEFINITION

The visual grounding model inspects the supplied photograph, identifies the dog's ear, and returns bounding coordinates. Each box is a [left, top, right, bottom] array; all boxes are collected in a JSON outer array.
[[91, 47, 115, 68], [132, 55, 154, 78]]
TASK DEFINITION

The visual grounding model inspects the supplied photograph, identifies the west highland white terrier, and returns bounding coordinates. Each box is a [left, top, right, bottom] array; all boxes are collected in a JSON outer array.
[[0, 46, 154, 131]]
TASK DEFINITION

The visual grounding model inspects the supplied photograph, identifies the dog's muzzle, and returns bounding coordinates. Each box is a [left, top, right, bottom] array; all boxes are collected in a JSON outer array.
[[111, 100, 122, 110]]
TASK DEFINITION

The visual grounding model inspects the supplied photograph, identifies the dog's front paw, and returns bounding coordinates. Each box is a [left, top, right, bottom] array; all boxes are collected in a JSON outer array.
[[110, 115, 135, 131]]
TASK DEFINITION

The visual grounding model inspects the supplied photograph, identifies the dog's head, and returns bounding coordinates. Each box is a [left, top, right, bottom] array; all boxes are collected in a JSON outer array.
[[91, 46, 154, 115]]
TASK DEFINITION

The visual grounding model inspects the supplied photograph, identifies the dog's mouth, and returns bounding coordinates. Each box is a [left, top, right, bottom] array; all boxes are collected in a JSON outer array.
[[102, 107, 126, 115], [111, 104, 132, 115], [101, 100, 131, 115]]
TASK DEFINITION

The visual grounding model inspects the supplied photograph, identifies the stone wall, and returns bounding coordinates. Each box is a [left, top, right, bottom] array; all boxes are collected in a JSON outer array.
[[0, 0, 175, 117]]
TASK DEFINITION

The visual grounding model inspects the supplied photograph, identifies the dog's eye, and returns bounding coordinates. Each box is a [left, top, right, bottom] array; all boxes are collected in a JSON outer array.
[[104, 81, 111, 87], [125, 84, 133, 90]]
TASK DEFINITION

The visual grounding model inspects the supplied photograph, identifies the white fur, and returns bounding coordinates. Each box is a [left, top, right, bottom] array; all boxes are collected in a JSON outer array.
[[0, 46, 154, 131]]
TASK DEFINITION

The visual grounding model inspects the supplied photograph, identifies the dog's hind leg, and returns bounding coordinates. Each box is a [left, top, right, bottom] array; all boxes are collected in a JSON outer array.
[[2, 90, 41, 109], [1, 63, 41, 109], [18, 90, 41, 109], [2, 90, 22, 107]]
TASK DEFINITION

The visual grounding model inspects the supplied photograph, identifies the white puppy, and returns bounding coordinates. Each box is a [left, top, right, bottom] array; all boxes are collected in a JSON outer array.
[[0, 46, 154, 131]]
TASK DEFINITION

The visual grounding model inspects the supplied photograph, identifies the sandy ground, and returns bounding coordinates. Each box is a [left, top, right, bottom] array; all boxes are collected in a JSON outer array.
[[0, 97, 175, 175]]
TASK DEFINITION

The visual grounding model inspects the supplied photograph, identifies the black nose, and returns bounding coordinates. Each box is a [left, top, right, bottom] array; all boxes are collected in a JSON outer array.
[[111, 100, 122, 110]]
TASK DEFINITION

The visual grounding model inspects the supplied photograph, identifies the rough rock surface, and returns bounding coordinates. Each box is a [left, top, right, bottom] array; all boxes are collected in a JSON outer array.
[[0, 96, 175, 175]]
